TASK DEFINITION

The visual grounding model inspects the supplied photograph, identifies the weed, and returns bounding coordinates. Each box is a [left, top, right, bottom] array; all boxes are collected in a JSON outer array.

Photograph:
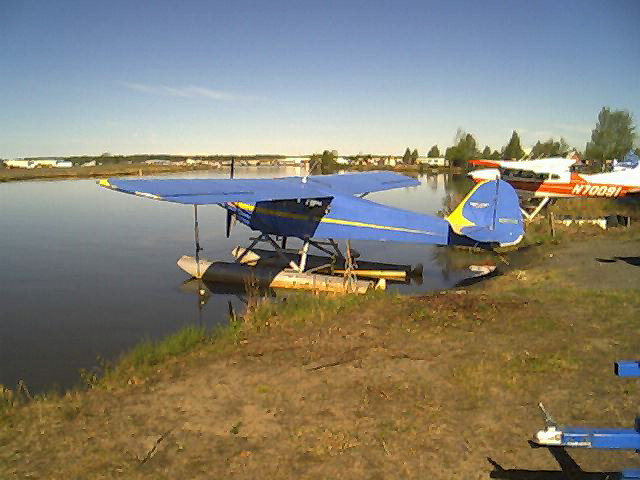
[[230, 421, 243, 435], [98, 325, 211, 386], [126, 325, 208, 368]]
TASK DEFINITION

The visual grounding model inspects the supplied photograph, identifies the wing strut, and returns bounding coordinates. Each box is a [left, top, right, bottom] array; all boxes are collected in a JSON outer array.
[[194, 205, 203, 278], [226, 157, 236, 238]]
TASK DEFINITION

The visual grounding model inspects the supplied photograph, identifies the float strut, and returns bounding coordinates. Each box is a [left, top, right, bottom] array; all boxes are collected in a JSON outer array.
[[522, 197, 550, 221], [298, 241, 310, 273]]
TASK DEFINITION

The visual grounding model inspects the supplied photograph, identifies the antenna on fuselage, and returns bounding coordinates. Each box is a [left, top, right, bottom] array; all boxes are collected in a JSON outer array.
[[303, 155, 319, 183], [491, 178, 499, 231]]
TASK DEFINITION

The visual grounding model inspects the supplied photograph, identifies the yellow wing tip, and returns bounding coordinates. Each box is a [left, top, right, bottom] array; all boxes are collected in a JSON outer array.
[[98, 178, 111, 188]]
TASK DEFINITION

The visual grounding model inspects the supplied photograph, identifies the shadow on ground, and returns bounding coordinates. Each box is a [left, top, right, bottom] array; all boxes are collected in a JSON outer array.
[[488, 445, 617, 479], [596, 256, 640, 267]]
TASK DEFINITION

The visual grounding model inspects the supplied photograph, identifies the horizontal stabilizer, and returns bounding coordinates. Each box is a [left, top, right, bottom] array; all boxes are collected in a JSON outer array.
[[447, 180, 524, 247]]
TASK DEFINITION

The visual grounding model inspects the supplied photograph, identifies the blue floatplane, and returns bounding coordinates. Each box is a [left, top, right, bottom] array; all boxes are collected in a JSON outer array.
[[98, 171, 524, 292]]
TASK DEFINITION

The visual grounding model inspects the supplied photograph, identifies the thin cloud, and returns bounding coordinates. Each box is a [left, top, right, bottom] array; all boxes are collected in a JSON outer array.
[[121, 82, 256, 101], [551, 123, 593, 135]]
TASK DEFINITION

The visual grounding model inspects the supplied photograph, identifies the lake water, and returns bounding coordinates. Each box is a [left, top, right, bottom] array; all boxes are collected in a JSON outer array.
[[0, 167, 480, 393]]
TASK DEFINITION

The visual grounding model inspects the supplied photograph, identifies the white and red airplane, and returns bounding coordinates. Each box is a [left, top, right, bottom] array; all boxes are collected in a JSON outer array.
[[469, 151, 640, 219]]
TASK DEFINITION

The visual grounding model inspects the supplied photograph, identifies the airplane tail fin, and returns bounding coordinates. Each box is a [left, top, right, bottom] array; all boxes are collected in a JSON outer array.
[[447, 179, 524, 248]]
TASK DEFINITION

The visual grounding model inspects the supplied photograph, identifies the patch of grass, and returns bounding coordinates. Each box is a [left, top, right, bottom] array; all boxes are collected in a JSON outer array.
[[550, 197, 640, 220], [95, 325, 213, 386], [450, 361, 492, 408], [513, 351, 580, 374], [125, 325, 209, 368], [256, 384, 270, 394], [246, 291, 382, 331]]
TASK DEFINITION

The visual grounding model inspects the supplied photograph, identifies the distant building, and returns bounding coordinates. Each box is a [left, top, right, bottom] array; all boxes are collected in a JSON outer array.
[[4, 158, 73, 168], [282, 157, 309, 165], [417, 156, 448, 167], [33, 158, 59, 167], [144, 159, 173, 166], [5, 159, 35, 168]]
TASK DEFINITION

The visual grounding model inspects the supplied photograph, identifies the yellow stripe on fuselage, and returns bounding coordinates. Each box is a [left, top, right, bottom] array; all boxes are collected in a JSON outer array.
[[232, 202, 439, 236]]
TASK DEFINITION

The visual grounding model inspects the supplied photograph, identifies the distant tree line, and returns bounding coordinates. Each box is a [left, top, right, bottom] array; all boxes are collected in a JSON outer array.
[[424, 106, 636, 170], [16, 107, 634, 172], [531, 138, 570, 158], [45, 153, 287, 166]]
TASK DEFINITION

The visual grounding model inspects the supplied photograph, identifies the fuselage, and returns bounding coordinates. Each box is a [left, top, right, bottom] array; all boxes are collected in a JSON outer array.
[[470, 163, 640, 199], [223, 192, 452, 245]]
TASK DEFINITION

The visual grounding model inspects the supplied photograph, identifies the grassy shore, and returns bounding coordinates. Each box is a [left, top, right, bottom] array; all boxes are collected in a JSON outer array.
[[1, 223, 639, 479], [0, 164, 221, 183], [0, 162, 459, 183]]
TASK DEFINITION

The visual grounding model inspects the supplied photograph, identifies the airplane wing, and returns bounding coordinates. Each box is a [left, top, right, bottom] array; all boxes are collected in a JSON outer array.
[[305, 171, 420, 194], [98, 177, 331, 204], [470, 158, 575, 174], [98, 171, 419, 204], [469, 159, 502, 168]]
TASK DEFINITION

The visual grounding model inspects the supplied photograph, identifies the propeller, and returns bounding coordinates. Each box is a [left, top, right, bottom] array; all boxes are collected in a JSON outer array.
[[226, 157, 235, 238]]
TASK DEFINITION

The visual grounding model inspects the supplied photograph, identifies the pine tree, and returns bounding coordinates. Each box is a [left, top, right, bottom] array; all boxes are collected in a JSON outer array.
[[402, 148, 412, 164], [502, 130, 524, 160], [585, 107, 636, 162], [445, 130, 479, 168]]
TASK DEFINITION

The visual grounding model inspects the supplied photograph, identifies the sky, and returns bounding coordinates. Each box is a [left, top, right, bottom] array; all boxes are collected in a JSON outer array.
[[1, 0, 639, 157]]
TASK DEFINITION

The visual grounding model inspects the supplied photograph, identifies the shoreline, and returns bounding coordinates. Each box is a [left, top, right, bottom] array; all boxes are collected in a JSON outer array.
[[1, 225, 639, 478], [0, 164, 223, 183], [0, 163, 456, 183]]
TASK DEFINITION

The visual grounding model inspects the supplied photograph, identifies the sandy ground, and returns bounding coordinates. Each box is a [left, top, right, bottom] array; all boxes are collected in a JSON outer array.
[[530, 236, 640, 290], [1, 231, 639, 479]]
